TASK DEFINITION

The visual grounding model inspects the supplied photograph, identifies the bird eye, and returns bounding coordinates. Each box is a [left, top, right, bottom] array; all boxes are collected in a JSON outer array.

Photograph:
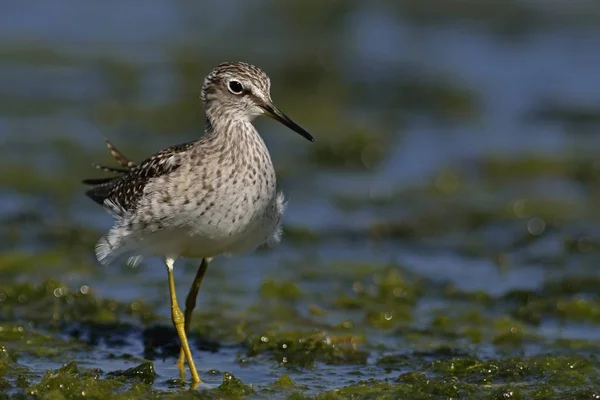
[[228, 80, 243, 94]]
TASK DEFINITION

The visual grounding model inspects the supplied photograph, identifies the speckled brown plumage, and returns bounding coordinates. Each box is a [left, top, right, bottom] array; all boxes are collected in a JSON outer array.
[[105, 138, 137, 168], [84, 61, 313, 265], [84, 141, 195, 213]]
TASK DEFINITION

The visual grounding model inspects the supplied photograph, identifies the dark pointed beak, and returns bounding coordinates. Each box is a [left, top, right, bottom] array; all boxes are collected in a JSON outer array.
[[262, 103, 314, 142]]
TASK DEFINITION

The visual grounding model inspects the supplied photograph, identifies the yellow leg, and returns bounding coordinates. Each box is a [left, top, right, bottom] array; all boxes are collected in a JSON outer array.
[[166, 257, 201, 388], [177, 258, 209, 379]]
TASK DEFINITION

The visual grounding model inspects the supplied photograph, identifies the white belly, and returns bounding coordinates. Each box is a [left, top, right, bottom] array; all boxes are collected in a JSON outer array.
[[132, 191, 285, 260]]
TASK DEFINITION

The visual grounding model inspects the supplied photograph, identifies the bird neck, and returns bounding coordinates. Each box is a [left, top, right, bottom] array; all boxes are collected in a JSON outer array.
[[204, 111, 264, 148]]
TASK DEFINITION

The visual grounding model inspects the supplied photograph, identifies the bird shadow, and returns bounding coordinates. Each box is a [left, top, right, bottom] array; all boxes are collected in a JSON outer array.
[[142, 325, 221, 360], [64, 321, 221, 360]]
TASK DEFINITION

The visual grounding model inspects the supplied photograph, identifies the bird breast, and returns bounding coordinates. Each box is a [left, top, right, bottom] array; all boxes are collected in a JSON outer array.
[[133, 147, 281, 258]]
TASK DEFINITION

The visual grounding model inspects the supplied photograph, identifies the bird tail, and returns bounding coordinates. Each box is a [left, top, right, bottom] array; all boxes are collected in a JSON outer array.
[[83, 139, 139, 204], [104, 138, 137, 168]]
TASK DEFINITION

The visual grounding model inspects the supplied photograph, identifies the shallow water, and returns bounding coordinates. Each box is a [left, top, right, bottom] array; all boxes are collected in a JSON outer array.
[[2, 1, 600, 399]]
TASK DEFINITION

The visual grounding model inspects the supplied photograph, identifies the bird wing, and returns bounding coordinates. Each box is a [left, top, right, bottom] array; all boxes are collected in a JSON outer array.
[[83, 141, 196, 214]]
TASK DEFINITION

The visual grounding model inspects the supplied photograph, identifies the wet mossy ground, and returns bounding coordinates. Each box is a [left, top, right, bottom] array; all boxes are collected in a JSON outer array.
[[2, 351, 599, 399], [2, 260, 600, 398]]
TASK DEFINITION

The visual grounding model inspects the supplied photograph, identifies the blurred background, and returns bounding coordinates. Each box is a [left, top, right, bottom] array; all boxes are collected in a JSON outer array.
[[2, 1, 600, 397]]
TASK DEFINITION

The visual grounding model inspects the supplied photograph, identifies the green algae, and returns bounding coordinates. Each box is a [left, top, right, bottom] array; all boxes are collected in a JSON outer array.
[[245, 330, 368, 367], [281, 226, 321, 244], [3, 258, 600, 397], [331, 267, 421, 330], [505, 280, 600, 326], [335, 267, 421, 306], [0, 348, 16, 388], [217, 372, 254, 398], [0, 279, 159, 326], [529, 101, 600, 131], [3, 363, 255, 400], [430, 354, 600, 390], [388, 73, 479, 123], [0, 324, 80, 362], [108, 361, 156, 385], [272, 374, 300, 389], [306, 354, 600, 399], [479, 155, 600, 188], [313, 378, 474, 400], [259, 279, 304, 302], [300, 261, 385, 282], [310, 126, 387, 170], [0, 250, 95, 277], [28, 361, 124, 399]]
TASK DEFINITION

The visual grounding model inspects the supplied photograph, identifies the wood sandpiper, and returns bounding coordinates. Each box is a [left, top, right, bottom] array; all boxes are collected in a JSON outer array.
[[83, 61, 314, 387]]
